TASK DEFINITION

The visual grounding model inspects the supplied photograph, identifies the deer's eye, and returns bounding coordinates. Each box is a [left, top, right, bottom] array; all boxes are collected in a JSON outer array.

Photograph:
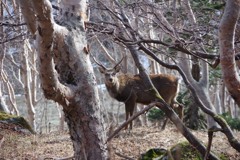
[[112, 73, 116, 76]]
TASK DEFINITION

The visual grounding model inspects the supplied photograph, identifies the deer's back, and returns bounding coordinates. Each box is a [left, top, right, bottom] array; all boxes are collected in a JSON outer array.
[[117, 74, 178, 105]]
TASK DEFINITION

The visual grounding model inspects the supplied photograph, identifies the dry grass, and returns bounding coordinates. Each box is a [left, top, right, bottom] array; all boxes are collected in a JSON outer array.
[[1, 122, 240, 160], [0, 129, 73, 159], [111, 126, 240, 159]]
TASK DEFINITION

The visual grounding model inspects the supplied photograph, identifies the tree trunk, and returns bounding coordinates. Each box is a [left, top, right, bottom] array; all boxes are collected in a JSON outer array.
[[220, 83, 226, 113], [1, 70, 19, 115], [22, 39, 36, 130], [214, 83, 222, 114], [219, 0, 240, 107], [185, 58, 205, 129], [18, 0, 108, 159], [0, 4, 18, 114], [0, 4, 9, 113], [0, 96, 9, 113]]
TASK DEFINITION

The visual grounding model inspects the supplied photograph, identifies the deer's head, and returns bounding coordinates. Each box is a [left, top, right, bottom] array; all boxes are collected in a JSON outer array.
[[93, 57, 123, 86]]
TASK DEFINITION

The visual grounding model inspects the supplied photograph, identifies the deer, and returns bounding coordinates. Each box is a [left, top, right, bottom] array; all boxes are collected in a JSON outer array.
[[94, 57, 183, 130]]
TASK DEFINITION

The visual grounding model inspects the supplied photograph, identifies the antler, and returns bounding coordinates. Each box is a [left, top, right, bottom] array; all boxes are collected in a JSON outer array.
[[92, 56, 107, 69], [113, 56, 124, 69]]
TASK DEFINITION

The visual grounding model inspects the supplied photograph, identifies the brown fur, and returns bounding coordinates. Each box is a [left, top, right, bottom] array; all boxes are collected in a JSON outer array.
[[99, 65, 182, 129]]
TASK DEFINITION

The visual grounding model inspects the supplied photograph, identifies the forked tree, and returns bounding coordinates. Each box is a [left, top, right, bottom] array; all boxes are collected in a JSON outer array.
[[18, 0, 108, 159]]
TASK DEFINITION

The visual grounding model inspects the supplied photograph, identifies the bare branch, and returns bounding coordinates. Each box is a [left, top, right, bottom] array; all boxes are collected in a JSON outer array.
[[86, 22, 222, 67], [140, 42, 240, 153], [0, 22, 26, 27], [107, 102, 157, 142], [17, 0, 37, 34], [115, 152, 134, 160], [0, 32, 27, 44], [19, 0, 74, 104]]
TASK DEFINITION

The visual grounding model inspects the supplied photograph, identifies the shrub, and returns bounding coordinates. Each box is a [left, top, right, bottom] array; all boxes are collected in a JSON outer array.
[[147, 107, 165, 122], [221, 112, 240, 131]]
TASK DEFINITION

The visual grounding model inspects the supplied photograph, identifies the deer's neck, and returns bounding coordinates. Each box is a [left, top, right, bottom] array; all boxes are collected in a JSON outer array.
[[105, 79, 120, 98], [105, 76, 132, 102]]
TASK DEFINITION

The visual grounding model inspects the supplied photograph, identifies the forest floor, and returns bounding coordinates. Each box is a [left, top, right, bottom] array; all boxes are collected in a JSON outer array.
[[0, 122, 240, 160]]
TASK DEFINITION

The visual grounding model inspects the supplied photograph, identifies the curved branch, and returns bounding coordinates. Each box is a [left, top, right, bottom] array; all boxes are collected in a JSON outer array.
[[0, 32, 27, 44], [107, 102, 156, 142], [23, 0, 74, 104], [139, 39, 218, 67], [0, 22, 26, 27], [112, 2, 218, 158], [219, 0, 240, 107], [139, 42, 240, 153], [89, 0, 240, 155]]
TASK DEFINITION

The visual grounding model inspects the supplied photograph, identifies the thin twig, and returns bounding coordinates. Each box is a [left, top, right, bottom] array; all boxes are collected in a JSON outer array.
[[43, 156, 74, 160], [115, 152, 135, 160]]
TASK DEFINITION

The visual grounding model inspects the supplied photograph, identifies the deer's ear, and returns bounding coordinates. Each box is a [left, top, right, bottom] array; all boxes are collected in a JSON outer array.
[[115, 65, 121, 73], [99, 67, 105, 73]]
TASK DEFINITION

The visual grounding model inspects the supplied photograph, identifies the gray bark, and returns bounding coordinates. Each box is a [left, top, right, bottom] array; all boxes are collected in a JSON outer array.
[[0, 96, 9, 113], [18, 0, 108, 159]]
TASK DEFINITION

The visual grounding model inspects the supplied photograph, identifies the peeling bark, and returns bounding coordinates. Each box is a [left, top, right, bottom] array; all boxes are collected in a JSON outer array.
[[18, 0, 108, 159]]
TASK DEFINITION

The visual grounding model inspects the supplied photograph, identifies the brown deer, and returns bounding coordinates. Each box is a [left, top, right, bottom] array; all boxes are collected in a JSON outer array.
[[94, 57, 183, 130]]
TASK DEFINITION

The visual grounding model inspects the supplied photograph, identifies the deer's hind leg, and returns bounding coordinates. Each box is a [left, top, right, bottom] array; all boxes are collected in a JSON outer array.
[[161, 115, 169, 130], [161, 99, 175, 130], [173, 103, 184, 122], [161, 101, 184, 130]]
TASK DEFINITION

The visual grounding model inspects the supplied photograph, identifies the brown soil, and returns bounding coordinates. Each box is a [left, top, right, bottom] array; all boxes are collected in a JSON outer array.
[[0, 122, 240, 160]]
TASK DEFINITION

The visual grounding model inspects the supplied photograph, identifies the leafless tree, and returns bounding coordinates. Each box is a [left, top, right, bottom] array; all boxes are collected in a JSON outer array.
[[87, 0, 240, 159], [18, 0, 108, 159]]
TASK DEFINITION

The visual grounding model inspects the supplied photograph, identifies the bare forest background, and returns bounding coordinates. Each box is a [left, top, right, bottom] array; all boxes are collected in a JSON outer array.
[[1, 0, 240, 159], [0, 0, 237, 132]]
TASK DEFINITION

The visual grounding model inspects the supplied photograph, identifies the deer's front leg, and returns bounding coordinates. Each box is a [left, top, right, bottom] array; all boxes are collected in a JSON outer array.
[[125, 95, 137, 130]]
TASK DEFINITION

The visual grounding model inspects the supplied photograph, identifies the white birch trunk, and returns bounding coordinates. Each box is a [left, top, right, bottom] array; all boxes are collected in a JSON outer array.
[[21, 39, 36, 130]]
